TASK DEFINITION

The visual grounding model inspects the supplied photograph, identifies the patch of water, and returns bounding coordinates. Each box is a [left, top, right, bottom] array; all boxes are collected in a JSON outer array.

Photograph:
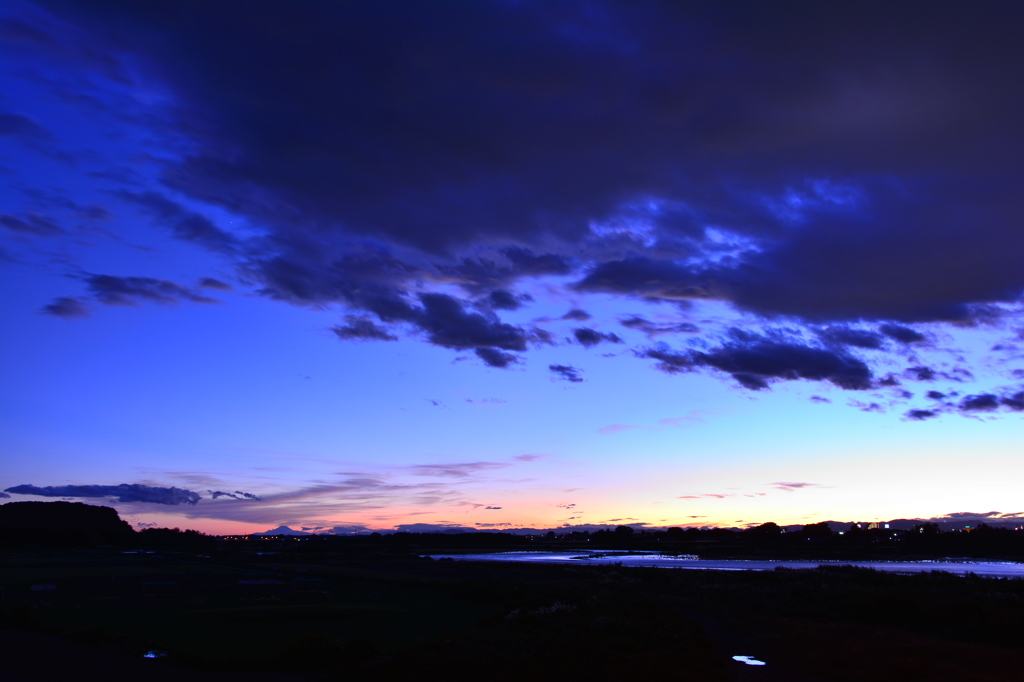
[[424, 551, 1024, 578]]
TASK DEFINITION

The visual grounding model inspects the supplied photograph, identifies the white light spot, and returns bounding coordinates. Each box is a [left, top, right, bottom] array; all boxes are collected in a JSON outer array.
[[732, 655, 767, 666]]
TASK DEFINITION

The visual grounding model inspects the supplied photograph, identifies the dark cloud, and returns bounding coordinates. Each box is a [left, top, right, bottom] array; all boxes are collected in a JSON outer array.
[[38, 1, 1024, 319], [809, 395, 830, 403], [198, 277, 232, 290], [620, 316, 699, 337], [907, 366, 937, 381], [438, 249, 572, 296], [0, 111, 51, 139], [115, 190, 239, 253], [642, 331, 872, 390], [39, 296, 89, 318], [4, 483, 201, 505], [561, 308, 591, 321], [209, 490, 262, 501], [0, 212, 63, 236], [502, 247, 573, 277], [84, 274, 218, 307], [549, 364, 583, 383], [575, 258, 710, 302], [879, 324, 925, 344], [485, 289, 522, 310], [959, 393, 1000, 412], [528, 326, 555, 345], [573, 327, 622, 348], [638, 348, 696, 375], [331, 315, 397, 342], [485, 506, 502, 510], [904, 409, 938, 421], [412, 294, 527, 351], [1001, 391, 1024, 411], [816, 326, 884, 349], [0, 492, 10, 499], [474, 346, 518, 368], [51, 274, 217, 309], [14, 1, 1024, 404], [926, 390, 946, 400]]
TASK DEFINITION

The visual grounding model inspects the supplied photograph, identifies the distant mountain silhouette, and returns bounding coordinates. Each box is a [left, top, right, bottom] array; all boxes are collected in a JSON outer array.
[[0, 501, 136, 547], [252, 525, 309, 536]]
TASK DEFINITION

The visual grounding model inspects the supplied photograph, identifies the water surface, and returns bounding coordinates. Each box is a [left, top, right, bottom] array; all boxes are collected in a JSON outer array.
[[426, 550, 1024, 578]]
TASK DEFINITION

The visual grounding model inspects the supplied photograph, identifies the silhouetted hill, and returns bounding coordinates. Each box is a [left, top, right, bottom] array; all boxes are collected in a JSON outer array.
[[136, 526, 217, 550], [0, 501, 136, 548]]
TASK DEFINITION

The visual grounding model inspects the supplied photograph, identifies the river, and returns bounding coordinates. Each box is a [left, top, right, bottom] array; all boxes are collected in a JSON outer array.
[[425, 550, 1024, 578]]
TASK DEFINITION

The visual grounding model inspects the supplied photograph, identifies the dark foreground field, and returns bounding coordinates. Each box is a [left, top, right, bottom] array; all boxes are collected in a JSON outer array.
[[2, 548, 1023, 682]]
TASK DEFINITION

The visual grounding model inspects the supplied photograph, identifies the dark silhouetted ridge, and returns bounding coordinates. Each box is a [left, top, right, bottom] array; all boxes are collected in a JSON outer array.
[[0, 501, 135, 548]]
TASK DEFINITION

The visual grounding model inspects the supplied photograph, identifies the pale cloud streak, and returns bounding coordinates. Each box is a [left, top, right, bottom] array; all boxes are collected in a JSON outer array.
[[597, 412, 707, 434]]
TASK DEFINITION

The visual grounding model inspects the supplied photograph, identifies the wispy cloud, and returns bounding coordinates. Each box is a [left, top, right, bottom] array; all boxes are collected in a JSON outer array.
[[209, 490, 262, 501], [770, 482, 821, 492], [155, 455, 539, 526], [596, 424, 644, 435], [597, 411, 707, 434], [513, 454, 543, 462], [549, 364, 583, 383], [406, 461, 512, 478]]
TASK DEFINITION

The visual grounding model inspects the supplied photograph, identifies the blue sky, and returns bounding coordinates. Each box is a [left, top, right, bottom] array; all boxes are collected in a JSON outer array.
[[2, 0, 1023, 533]]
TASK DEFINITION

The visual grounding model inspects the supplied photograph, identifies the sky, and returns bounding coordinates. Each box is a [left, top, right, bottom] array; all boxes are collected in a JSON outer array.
[[2, 0, 1023, 535]]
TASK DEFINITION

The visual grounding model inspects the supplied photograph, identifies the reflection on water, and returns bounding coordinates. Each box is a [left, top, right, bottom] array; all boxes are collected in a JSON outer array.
[[733, 655, 766, 666], [424, 551, 1024, 578]]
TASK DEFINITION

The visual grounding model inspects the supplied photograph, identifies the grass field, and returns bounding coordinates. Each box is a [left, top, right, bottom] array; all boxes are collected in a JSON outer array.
[[2, 549, 1023, 681]]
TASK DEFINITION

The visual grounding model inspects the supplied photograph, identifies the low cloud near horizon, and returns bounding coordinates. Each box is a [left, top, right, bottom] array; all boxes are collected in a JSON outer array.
[[4, 483, 202, 506]]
